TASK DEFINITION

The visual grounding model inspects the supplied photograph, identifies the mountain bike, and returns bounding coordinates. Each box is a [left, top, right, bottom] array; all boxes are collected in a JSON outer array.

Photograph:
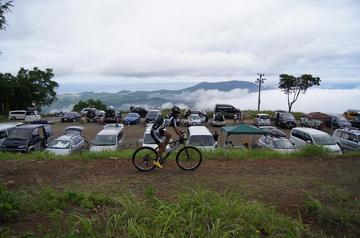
[[132, 135, 202, 171]]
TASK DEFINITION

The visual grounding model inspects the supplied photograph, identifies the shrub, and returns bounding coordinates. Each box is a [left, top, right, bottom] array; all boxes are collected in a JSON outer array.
[[0, 185, 20, 221]]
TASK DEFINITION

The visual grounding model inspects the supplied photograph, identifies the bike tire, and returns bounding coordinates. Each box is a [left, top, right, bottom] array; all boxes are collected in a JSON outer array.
[[176, 146, 202, 171], [132, 146, 157, 172]]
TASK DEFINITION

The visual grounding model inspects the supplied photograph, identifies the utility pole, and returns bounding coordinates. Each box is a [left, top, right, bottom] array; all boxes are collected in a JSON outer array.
[[255, 73, 266, 111]]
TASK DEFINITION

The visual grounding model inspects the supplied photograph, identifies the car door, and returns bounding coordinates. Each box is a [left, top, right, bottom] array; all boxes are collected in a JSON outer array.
[[31, 129, 42, 151], [339, 132, 351, 151], [348, 133, 359, 151]]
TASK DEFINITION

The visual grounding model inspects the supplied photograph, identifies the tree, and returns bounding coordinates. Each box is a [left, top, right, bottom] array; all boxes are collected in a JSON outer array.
[[73, 99, 107, 112], [0, 67, 58, 114], [0, 0, 12, 31], [278, 74, 321, 112]]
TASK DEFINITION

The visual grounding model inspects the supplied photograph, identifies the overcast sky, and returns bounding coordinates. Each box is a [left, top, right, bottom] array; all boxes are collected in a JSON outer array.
[[0, 0, 360, 87]]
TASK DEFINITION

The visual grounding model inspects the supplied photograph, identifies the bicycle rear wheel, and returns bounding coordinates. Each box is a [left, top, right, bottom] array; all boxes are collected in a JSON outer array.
[[176, 146, 202, 171], [132, 147, 157, 172]]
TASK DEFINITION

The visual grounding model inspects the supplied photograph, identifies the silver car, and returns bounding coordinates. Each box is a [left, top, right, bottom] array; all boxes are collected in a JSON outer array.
[[333, 128, 360, 152], [257, 135, 297, 153], [45, 126, 87, 155]]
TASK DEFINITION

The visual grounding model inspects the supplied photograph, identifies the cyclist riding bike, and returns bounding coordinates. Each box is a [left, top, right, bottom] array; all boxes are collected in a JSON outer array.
[[150, 106, 184, 168]]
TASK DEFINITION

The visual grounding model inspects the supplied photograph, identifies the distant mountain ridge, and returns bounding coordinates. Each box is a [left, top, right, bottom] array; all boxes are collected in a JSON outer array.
[[181, 80, 258, 92], [44, 80, 261, 112]]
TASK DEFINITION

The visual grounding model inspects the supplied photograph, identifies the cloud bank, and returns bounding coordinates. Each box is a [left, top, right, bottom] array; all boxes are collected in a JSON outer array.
[[0, 0, 359, 85]]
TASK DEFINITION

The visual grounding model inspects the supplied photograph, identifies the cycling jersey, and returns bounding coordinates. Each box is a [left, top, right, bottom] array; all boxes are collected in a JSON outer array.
[[150, 115, 178, 144]]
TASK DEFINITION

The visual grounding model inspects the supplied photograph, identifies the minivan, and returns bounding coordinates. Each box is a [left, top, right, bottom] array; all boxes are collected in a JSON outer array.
[[0, 124, 52, 153], [290, 127, 342, 154], [90, 124, 124, 152], [333, 128, 360, 152], [214, 104, 241, 119], [188, 126, 217, 150], [8, 110, 26, 120]]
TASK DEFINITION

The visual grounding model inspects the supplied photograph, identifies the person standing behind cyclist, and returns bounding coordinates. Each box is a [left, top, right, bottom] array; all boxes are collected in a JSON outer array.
[[150, 106, 184, 168]]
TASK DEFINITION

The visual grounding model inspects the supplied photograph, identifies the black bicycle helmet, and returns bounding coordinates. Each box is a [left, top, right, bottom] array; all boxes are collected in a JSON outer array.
[[171, 106, 181, 114]]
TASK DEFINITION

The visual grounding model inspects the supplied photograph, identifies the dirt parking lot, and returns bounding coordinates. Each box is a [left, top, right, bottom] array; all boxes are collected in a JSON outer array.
[[45, 117, 334, 150]]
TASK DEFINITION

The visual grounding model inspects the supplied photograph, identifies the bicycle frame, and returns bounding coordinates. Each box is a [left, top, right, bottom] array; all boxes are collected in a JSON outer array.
[[156, 138, 185, 163]]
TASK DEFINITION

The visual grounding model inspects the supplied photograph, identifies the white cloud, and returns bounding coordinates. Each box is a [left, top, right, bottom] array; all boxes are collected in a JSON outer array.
[[0, 0, 359, 85], [182, 88, 360, 114]]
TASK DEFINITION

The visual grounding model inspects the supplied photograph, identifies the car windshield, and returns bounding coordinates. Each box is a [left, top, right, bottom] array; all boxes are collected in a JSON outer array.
[[281, 113, 295, 120], [260, 115, 270, 119], [93, 135, 116, 146], [312, 134, 335, 145], [127, 113, 138, 118], [335, 115, 348, 122], [274, 139, 295, 149], [214, 115, 224, 121], [7, 129, 32, 140], [48, 140, 70, 149], [147, 111, 159, 117], [189, 135, 215, 146], [190, 114, 201, 120], [144, 134, 156, 144]]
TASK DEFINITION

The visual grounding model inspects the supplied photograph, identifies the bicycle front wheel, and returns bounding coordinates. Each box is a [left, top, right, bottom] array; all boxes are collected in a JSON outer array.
[[176, 146, 202, 171], [132, 147, 157, 172]]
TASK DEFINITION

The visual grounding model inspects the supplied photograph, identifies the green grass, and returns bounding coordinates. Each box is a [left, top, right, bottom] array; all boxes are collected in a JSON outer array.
[[0, 145, 359, 161], [1, 187, 306, 237], [303, 193, 360, 237]]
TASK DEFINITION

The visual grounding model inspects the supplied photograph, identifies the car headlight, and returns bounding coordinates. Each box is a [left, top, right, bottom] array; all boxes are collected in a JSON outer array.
[[17, 145, 26, 149]]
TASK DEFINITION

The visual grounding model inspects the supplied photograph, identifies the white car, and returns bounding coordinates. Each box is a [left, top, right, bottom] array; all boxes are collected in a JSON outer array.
[[211, 113, 226, 127], [257, 135, 297, 153], [188, 126, 217, 150], [254, 114, 271, 126], [8, 110, 26, 120], [186, 114, 202, 126], [25, 111, 41, 122], [140, 124, 170, 150], [90, 124, 124, 152], [290, 127, 342, 154]]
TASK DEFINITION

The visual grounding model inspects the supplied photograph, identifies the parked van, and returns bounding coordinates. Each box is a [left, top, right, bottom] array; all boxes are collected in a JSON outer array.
[[0, 124, 52, 153], [90, 124, 124, 152], [25, 110, 41, 122], [290, 127, 341, 154], [188, 126, 217, 150], [8, 110, 26, 120], [333, 127, 360, 152], [214, 104, 241, 119]]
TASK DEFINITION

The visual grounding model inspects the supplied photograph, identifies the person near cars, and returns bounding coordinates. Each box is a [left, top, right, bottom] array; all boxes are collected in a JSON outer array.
[[212, 130, 219, 142], [150, 106, 184, 168]]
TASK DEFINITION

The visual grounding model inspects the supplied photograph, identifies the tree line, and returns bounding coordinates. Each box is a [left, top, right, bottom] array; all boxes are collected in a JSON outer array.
[[0, 67, 58, 115]]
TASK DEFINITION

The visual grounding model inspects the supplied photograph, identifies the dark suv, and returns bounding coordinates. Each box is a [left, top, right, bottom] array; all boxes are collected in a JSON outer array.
[[145, 110, 161, 123], [130, 106, 148, 118], [276, 112, 297, 128], [0, 124, 52, 153]]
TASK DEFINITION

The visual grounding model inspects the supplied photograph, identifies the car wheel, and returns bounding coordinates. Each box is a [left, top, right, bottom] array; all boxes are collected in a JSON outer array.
[[11, 116, 16, 120]]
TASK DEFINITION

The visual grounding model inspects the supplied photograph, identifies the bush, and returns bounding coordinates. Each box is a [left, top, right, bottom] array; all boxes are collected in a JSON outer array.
[[0, 185, 20, 221]]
